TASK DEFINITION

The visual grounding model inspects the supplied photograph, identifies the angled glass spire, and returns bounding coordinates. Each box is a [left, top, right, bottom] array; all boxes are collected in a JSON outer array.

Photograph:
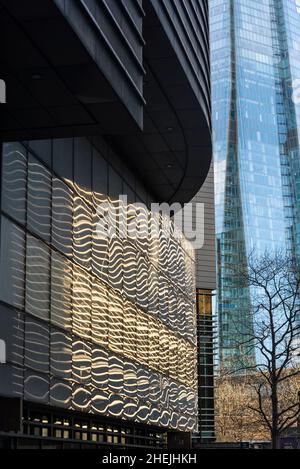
[[210, 0, 300, 369]]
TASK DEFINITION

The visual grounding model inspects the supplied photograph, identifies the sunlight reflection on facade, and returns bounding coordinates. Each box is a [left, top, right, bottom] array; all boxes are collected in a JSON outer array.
[[0, 139, 197, 431]]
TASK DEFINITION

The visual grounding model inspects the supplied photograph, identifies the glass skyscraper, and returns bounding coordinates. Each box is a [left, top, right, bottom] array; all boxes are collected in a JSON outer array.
[[210, 0, 300, 367]]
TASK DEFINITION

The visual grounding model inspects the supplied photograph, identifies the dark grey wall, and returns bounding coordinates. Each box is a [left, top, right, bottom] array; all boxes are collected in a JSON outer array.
[[148, 0, 210, 128], [53, 0, 145, 126], [193, 163, 216, 290]]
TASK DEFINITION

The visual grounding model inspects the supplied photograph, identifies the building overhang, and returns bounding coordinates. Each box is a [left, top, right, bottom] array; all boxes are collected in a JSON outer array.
[[0, 0, 211, 204]]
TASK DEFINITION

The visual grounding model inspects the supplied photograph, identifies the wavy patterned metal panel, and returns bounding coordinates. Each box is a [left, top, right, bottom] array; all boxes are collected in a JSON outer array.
[[25, 236, 50, 321], [1, 142, 27, 225], [52, 178, 73, 257], [0, 138, 198, 432], [50, 251, 73, 331], [27, 155, 51, 243]]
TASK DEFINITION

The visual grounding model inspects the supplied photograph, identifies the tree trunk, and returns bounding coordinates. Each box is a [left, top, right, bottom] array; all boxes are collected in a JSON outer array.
[[271, 429, 278, 450], [271, 384, 279, 449]]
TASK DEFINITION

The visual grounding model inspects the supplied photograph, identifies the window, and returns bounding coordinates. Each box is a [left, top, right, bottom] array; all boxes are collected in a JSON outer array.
[[50, 329, 72, 380], [91, 347, 108, 388], [92, 148, 107, 206], [74, 138, 92, 203], [52, 178, 73, 257], [91, 280, 108, 347], [73, 196, 92, 271], [0, 216, 25, 308], [25, 235, 50, 320], [136, 254, 148, 310], [108, 355, 123, 393], [29, 140, 51, 167], [108, 290, 123, 354], [1, 142, 27, 225], [72, 340, 91, 385], [123, 242, 136, 301], [51, 251, 72, 330], [25, 317, 49, 373], [27, 154, 51, 242], [53, 138, 73, 184], [73, 266, 91, 340]]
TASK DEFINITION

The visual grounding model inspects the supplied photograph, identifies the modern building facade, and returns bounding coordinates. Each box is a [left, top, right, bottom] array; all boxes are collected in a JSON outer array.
[[192, 163, 217, 445], [210, 0, 300, 368], [0, 0, 212, 449]]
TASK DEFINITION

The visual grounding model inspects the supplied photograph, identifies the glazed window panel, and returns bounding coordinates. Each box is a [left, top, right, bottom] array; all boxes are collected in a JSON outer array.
[[108, 355, 123, 394], [186, 388, 197, 416], [136, 310, 149, 366], [73, 266, 91, 340], [92, 148, 108, 206], [72, 383, 91, 413], [123, 359, 137, 399], [178, 385, 187, 415], [148, 264, 159, 317], [74, 137, 92, 203], [135, 203, 148, 255], [53, 138, 73, 184], [73, 196, 92, 271], [148, 212, 160, 267], [27, 154, 52, 243], [123, 300, 137, 360], [50, 328, 72, 380], [169, 335, 178, 381], [159, 220, 169, 273], [126, 201, 138, 244], [176, 243, 185, 287], [177, 296, 187, 338], [168, 288, 178, 332], [25, 317, 49, 373], [72, 339, 91, 385], [108, 234, 123, 292], [108, 289, 123, 354], [185, 301, 196, 344], [24, 370, 49, 404], [52, 178, 73, 257], [159, 329, 169, 376], [91, 279, 109, 348], [177, 340, 188, 384], [50, 377, 72, 409], [92, 206, 108, 284], [160, 376, 169, 408], [25, 235, 50, 321], [186, 346, 197, 390], [136, 253, 148, 310], [169, 381, 179, 412], [0, 136, 198, 430], [28, 140, 51, 167], [91, 346, 109, 389], [168, 233, 178, 281], [148, 322, 159, 371], [149, 371, 161, 404], [1, 142, 27, 225], [50, 250, 72, 331], [0, 216, 25, 309], [108, 166, 122, 201], [123, 242, 136, 301], [0, 304, 24, 367], [137, 367, 149, 401], [158, 275, 169, 325], [185, 255, 195, 298]]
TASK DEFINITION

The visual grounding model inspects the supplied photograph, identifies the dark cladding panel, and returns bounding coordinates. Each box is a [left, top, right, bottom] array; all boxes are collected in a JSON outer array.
[[53, 0, 145, 127], [148, 0, 210, 126], [0, 396, 22, 432]]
